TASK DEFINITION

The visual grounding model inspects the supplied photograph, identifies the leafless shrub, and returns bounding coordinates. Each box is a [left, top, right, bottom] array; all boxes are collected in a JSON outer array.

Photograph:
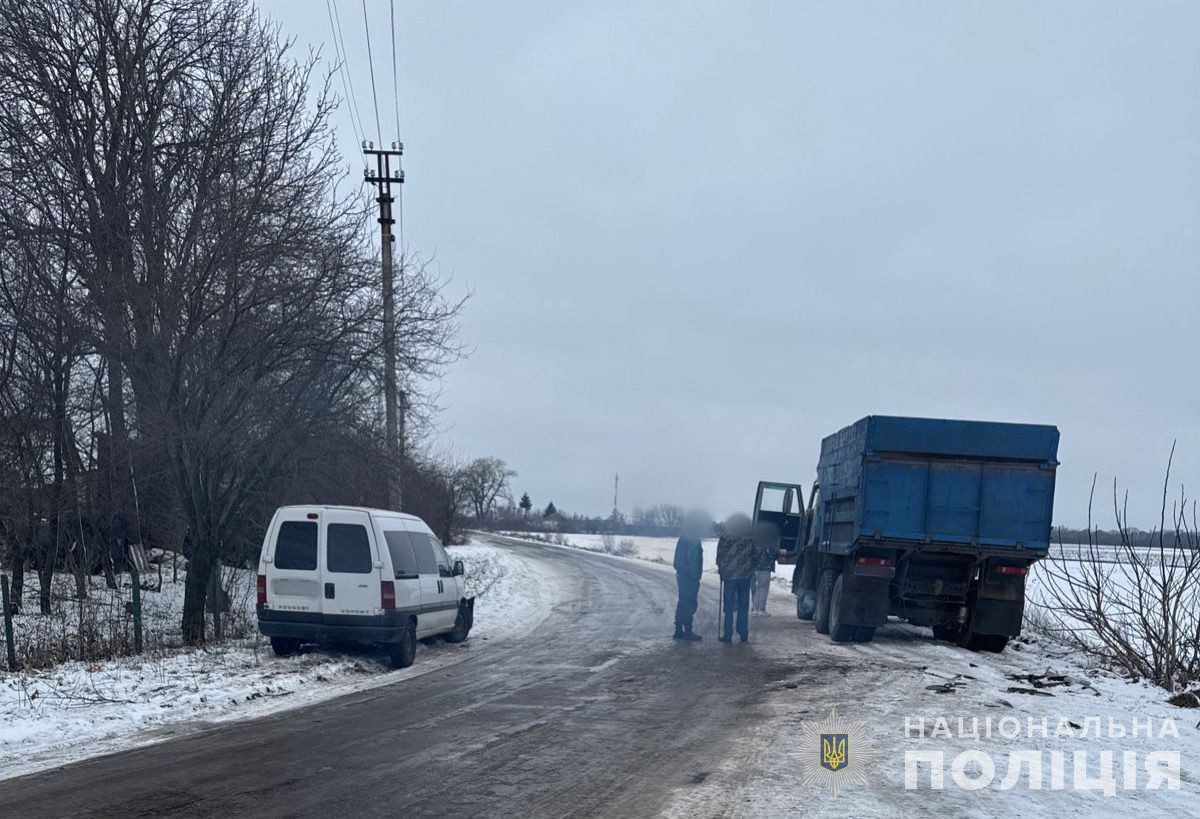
[[7, 565, 259, 669], [614, 538, 638, 557], [1035, 450, 1199, 691], [599, 533, 616, 553]]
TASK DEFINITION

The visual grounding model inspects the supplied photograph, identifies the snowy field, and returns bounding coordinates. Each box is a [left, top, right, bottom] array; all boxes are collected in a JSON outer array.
[[0, 540, 554, 780]]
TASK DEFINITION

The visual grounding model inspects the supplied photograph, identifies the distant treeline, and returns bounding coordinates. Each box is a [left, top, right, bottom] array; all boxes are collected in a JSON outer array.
[[494, 507, 1187, 548], [1054, 527, 1192, 549]]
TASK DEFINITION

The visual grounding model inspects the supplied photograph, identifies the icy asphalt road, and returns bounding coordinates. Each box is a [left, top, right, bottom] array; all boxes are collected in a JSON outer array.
[[0, 536, 800, 818]]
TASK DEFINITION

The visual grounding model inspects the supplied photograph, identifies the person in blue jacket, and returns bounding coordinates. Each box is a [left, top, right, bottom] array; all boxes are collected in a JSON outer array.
[[672, 525, 704, 641]]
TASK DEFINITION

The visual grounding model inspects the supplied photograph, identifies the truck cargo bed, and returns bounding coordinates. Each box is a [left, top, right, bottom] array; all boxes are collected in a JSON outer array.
[[817, 416, 1059, 555]]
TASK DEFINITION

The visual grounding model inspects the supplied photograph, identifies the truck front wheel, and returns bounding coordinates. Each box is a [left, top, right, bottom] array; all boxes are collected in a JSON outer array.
[[796, 589, 816, 620], [829, 574, 867, 643], [814, 569, 836, 635]]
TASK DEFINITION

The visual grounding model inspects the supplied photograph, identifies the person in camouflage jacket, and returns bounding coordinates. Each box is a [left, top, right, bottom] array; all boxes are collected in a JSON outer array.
[[716, 513, 754, 642]]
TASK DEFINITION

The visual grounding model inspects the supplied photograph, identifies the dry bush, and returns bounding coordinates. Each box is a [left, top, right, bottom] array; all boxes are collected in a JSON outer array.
[[1036, 457, 1199, 692], [614, 538, 638, 557], [6, 565, 258, 670]]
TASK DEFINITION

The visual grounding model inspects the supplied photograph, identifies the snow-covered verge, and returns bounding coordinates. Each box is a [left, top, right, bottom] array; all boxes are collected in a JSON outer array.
[[664, 596, 1200, 817], [0, 540, 554, 781]]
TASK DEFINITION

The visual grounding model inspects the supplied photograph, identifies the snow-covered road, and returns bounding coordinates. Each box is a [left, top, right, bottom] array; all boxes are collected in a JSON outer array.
[[0, 534, 1195, 817]]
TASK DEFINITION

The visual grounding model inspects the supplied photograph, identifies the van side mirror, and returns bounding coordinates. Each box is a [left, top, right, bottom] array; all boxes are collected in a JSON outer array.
[[453, 560, 464, 577]]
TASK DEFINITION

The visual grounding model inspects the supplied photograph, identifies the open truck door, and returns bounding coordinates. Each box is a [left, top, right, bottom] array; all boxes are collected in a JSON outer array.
[[752, 481, 807, 565]]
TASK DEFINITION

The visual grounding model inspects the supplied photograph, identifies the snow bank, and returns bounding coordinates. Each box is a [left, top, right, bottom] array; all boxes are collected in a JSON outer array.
[[664, 600, 1200, 817], [0, 539, 552, 780]]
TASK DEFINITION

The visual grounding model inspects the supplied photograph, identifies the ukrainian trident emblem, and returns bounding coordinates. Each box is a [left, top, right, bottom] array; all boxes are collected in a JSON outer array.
[[794, 709, 877, 796], [820, 732, 848, 771]]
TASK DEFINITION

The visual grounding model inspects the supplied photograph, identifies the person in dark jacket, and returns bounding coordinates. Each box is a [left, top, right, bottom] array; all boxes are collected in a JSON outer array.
[[715, 513, 754, 642], [672, 532, 703, 640]]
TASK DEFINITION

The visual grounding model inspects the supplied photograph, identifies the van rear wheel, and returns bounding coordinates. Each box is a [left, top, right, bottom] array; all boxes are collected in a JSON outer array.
[[270, 636, 301, 657], [388, 621, 417, 668]]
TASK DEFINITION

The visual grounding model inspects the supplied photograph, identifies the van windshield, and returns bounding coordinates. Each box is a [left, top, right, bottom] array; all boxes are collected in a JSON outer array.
[[384, 531, 419, 578]]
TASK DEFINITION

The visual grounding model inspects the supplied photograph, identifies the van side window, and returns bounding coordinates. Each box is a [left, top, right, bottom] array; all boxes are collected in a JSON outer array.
[[327, 523, 372, 574], [410, 535, 439, 576], [431, 539, 453, 578], [274, 521, 317, 570], [384, 531, 419, 578]]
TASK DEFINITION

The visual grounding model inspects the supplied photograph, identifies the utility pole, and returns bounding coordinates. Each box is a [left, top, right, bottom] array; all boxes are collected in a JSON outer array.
[[364, 141, 405, 510]]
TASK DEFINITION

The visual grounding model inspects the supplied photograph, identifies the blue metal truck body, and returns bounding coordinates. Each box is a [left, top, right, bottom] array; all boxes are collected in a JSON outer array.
[[765, 415, 1060, 652], [815, 416, 1059, 556]]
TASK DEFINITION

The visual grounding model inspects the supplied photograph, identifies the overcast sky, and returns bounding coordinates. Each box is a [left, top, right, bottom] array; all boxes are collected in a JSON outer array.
[[260, 1, 1199, 527]]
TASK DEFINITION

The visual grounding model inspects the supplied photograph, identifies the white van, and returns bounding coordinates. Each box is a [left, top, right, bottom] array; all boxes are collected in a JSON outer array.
[[256, 505, 473, 668]]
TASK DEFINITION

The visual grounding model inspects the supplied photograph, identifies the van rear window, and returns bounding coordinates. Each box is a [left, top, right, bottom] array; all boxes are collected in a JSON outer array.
[[327, 524, 372, 574], [274, 521, 317, 570], [384, 531, 419, 578]]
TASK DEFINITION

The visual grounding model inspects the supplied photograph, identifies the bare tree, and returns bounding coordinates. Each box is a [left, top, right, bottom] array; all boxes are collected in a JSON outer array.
[[0, 0, 468, 646], [461, 457, 516, 523], [1035, 454, 1200, 692]]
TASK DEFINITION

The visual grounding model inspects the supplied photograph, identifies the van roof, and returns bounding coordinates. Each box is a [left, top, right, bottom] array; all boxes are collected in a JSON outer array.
[[276, 504, 422, 521]]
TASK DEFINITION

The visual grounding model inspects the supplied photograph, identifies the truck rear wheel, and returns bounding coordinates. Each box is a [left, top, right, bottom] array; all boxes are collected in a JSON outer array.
[[932, 624, 962, 642], [828, 574, 862, 643], [960, 631, 1009, 653], [814, 569, 836, 635]]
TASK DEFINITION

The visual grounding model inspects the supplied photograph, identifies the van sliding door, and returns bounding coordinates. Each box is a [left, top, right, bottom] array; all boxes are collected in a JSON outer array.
[[408, 532, 457, 632]]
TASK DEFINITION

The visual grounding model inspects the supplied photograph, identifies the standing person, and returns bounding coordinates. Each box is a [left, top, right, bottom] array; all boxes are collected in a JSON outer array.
[[716, 513, 754, 642], [752, 522, 778, 616], [672, 526, 703, 640]]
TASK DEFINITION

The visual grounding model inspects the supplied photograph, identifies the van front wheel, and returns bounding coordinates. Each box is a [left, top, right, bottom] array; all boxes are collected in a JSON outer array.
[[389, 621, 417, 668], [444, 607, 471, 643]]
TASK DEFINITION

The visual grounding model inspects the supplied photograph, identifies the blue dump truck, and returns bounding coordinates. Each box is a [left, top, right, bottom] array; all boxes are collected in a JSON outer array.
[[752, 416, 1059, 652]]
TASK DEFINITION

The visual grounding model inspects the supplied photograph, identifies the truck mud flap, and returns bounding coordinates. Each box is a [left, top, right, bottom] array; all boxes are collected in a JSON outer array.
[[970, 573, 1027, 636], [838, 574, 890, 627], [969, 596, 1023, 636]]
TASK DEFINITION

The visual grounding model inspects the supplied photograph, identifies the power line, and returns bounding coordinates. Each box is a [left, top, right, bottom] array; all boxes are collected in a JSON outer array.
[[390, 0, 401, 141], [361, 0, 383, 146], [391, 0, 405, 248], [325, 0, 368, 157]]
